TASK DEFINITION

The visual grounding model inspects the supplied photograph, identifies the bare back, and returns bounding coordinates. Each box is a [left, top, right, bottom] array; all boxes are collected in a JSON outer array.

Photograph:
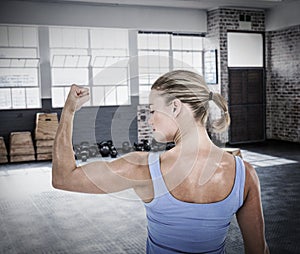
[[135, 148, 237, 204]]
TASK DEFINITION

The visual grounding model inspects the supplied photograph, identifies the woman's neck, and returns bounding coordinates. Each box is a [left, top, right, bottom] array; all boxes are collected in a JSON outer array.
[[173, 123, 214, 152]]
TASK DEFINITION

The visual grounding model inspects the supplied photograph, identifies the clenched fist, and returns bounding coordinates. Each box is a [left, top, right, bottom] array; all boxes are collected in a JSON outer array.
[[65, 84, 90, 113]]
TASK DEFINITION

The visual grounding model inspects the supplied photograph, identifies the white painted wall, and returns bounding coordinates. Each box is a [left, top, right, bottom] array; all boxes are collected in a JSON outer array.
[[266, 0, 300, 31], [0, 1, 206, 33]]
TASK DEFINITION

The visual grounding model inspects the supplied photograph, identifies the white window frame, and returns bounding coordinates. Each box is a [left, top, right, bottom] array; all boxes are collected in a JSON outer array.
[[0, 25, 41, 109], [137, 32, 207, 104], [49, 26, 131, 108]]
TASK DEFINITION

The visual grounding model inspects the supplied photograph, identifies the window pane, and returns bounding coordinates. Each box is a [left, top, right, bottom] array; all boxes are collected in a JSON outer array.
[[93, 68, 128, 86], [90, 28, 128, 49], [50, 27, 63, 47], [105, 86, 117, 105], [23, 27, 38, 47], [117, 86, 129, 105], [26, 88, 40, 108], [0, 48, 37, 58], [50, 27, 89, 48], [12, 88, 26, 108], [51, 87, 65, 107], [159, 52, 169, 68], [147, 53, 160, 68], [182, 52, 193, 66], [62, 28, 76, 48], [25, 59, 39, 68], [75, 29, 89, 48], [0, 26, 9, 46], [51, 49, 88, 57], [182, 37, 193, 50], [192, 37, 203, 50], [228, 32, 263, 67], [92, 86, 105, 106], [52, 55, 65, 67], [0, 68, 38, 87], [173, 52, 183, 68], [8, 26, 23, 47], [139, 85, 151, 105], [138, 51, 149, 67], [193, 52, 202, 67], [139, 70, 150, 85], [158, 34, 170, 49], [65, 55, 79, 67], [10, 59, 26, 67], [147, 34, 159, 49], [172, 36, 182, 50], [77, 55, 90, 67], [138, 34, 148, 49], [0, 88, 11, 108], [52, 68, 88, 86]]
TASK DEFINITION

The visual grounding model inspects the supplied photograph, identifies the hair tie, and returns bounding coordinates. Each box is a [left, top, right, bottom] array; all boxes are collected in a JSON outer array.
[[209, 91, 213, 101]]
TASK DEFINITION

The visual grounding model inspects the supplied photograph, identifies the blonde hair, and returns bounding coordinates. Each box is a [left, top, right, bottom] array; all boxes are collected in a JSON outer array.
[[151, 70, 230, 132]]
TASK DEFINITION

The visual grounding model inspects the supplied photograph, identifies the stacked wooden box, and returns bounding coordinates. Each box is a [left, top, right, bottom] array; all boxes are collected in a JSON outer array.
[[35, 113, 59, 161], [9, 132, 35, 162], [0, 137, 8, 164]]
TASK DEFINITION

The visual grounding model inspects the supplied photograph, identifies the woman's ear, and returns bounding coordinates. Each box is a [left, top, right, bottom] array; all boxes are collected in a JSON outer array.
[[172, 99, 182, 117]]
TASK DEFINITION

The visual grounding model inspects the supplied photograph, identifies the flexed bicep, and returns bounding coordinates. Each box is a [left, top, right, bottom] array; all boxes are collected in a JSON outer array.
[[54, 152, 150, 194]]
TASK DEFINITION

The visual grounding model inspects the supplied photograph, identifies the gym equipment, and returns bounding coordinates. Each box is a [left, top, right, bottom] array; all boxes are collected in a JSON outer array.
[[122, 141, 131, 153], [142, 139, 151, 151], [133, 140, 151, 152], [97, 141, 110, 157], [106, 140, 118, 158], [73, 142, 99, 162], [133, 142, 144, 151], [89, 144, 98, 157]]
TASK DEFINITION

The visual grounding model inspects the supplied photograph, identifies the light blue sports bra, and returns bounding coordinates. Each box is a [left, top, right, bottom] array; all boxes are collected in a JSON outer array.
[[144, 152, 246, 254]]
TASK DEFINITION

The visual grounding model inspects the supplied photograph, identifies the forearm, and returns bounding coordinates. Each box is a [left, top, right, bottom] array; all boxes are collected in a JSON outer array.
[[52, 106, 77, 187]]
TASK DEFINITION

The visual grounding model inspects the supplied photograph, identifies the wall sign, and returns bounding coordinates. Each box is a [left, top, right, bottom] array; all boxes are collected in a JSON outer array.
[[204, 50, 218, 84]]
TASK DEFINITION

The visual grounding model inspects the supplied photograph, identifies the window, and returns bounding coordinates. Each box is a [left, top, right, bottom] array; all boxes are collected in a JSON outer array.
[[138, 33, 170, 104], [172, 34, 203, 74], [0, 25, 40, 109], [90, 28, 130, 106], [50, 27, 90, 107], [137, 32, 206, 104], [227, 32, 263, 67], [49, 27, 130, 107]]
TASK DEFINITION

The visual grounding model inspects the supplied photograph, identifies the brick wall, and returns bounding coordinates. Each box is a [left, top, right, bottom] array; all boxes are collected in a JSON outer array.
[[207, 8, 265, 145], [266, 25, 300, 142]]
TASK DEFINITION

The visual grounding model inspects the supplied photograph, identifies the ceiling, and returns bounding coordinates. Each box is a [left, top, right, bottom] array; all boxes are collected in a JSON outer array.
[[21, 0, 297, 10]]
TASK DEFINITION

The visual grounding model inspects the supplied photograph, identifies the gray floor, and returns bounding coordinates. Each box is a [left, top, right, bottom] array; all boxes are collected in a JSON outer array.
[[0, 140, 299, 254]]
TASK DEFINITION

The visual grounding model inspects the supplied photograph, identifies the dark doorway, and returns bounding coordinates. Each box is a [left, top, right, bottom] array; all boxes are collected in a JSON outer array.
[[228, 68, 265, 144]]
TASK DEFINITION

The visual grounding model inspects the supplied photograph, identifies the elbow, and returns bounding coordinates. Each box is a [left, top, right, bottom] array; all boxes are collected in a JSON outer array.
[[51, 166, 65, 190], [52, 176, 62, 189], [52, 177, 64, 190]]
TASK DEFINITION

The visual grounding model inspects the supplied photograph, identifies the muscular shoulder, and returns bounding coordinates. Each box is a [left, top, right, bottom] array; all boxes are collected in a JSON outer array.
[[110, 151, 150, 181], [243, 160, 261, 201]]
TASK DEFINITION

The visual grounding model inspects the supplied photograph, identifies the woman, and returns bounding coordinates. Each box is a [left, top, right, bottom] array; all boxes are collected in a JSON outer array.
[[52, 70, 269, 254]]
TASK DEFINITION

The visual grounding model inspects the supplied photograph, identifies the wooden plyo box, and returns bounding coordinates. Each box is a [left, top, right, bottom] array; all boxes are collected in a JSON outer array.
[[0, 137, 8, 164], [37, 153, 52, 161], [9, 132, 35, 162], [35, 113, 58, 161], [35, 113, 59, 140]]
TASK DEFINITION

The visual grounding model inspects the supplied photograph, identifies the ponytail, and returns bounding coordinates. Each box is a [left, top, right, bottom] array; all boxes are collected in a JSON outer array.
[[209, 92, 230, 133]]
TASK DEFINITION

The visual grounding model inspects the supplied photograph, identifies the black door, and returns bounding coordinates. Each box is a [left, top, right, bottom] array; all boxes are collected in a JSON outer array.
[[228, 68, 265, 144]]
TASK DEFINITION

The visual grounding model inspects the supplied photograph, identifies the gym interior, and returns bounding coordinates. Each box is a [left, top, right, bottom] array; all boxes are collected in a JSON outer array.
[[0, 0, 299, 253]]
